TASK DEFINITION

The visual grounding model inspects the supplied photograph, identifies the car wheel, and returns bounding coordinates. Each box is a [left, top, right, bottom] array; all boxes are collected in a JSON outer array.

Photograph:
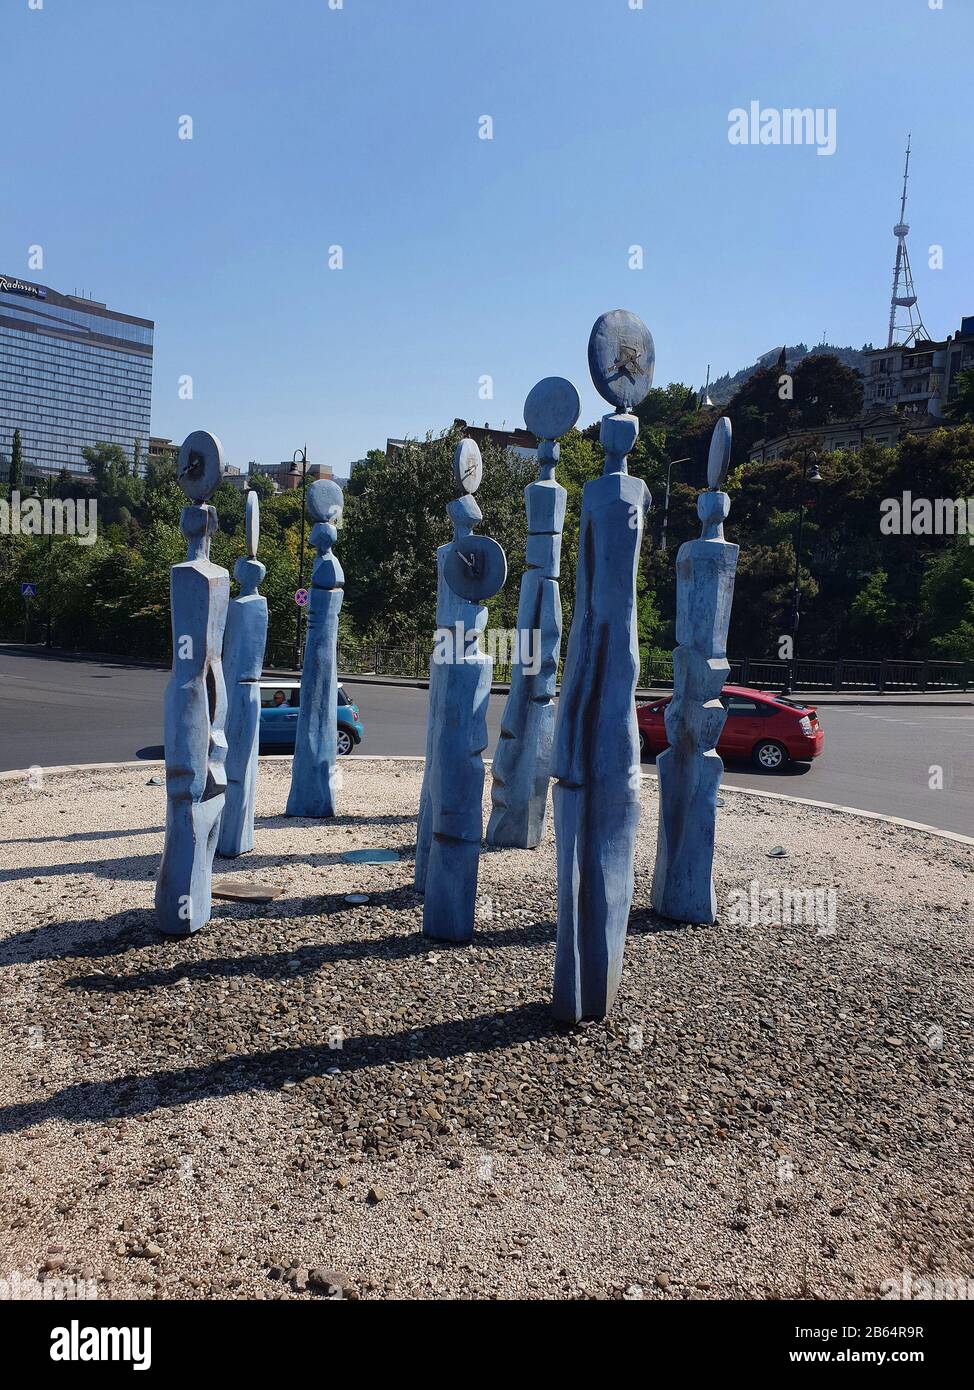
[[753, 739, 788, 771], [336, 729, 354, 757], [638, 730, 646, 758]]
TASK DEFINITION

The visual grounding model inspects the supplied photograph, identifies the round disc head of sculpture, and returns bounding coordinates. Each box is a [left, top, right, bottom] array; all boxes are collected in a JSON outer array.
[[306, 478, 344, 526], [443, 535, 508, 601], [588, 310, 655, 412], [177, 430, 224, 502], [707, 415, 733, 490], [523, 376, 581, 442], [245, 488, 260, 558], [453, 437, 483, 495]]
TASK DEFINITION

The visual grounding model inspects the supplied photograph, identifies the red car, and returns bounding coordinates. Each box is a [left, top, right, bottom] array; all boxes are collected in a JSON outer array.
[[636, 685, 824, 770]]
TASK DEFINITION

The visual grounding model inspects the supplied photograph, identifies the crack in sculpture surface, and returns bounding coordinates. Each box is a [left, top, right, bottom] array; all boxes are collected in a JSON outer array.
[[551, 311, 654, 1023], [487, 377, 578, 850], [218, 490, 267, 857], [651, 416, 739, 924], [416, 437, 507, 942], [286, 479, 345, 819], [155, 431, 229, 936]]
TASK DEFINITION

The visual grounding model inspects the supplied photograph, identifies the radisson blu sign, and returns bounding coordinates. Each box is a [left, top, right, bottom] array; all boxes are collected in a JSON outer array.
[[0, 276, 46, 299]]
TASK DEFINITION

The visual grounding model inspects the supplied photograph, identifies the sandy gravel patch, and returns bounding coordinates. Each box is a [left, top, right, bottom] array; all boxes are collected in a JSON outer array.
[[0, 759, 971, 1300]]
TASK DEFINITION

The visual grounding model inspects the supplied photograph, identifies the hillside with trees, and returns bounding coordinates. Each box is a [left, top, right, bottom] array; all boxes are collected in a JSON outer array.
[[706, 341, 874, 407], [1, 364, 971, 671]]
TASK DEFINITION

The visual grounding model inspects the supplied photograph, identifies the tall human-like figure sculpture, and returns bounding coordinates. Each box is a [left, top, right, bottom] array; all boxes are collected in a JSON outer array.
[[487, 377, 579, 849], [155, 431, 230, 936], [416, 437, 507, 942], [651, 417, 738, 924], [551, 311, 654, 1023], [218, 490, 268, 857], [286, 479, 344, 818]]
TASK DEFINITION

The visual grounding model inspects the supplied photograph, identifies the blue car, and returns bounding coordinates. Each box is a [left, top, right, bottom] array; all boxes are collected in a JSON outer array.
[[258, 679, 363, 754]]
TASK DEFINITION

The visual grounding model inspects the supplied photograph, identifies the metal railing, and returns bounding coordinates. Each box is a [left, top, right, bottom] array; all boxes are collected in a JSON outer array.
[[266, 638, 970, 693], [11, 629, 967, 693]]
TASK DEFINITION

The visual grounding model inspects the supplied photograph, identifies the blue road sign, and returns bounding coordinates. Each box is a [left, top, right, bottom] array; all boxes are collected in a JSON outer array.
[[20, 583, 37, 599]]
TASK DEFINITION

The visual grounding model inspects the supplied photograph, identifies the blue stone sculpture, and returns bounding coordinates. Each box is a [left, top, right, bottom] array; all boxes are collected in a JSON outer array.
[[551, 311, 654, 1023], [286, 479, 345, 818], [218, 490, 268, 857], [155, 431, 230, 936], [416, 437, 507, 942], [651, 416, 739, 924], [487, 376, 578, 849]]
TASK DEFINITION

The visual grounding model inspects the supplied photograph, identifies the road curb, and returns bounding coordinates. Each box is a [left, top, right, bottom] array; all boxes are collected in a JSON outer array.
[[3, 756, 971, 847]]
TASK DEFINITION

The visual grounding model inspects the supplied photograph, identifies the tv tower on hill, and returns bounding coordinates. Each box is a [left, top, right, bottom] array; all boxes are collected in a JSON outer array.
[[887, 135, 929, 348]]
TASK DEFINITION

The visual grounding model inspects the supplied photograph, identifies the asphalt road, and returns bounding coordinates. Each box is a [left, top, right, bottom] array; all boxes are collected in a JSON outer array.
[[0, 647, 971, 836]]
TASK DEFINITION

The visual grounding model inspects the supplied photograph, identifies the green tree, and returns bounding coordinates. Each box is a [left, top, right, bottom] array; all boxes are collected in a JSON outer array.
[[9, 428, 24, 490], [946, 369, 974, 424], [920, 539, 974, 663], [789, 353, 863, 428], [848, 569, 896, 652], [246, 472, 275, 502], [82, 440, 129, 490]]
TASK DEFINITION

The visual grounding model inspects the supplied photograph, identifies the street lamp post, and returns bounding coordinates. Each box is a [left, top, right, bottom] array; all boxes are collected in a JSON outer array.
[[30, 481, 54, 647], [782, 451, 822, 695], [292, 445, 308, 671], [659, 456, 690, 552]]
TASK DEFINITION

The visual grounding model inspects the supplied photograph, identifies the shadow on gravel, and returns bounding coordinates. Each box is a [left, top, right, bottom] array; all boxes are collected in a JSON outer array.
[[0, 826, 162, 847], [63, 917, 557, 995], [0, 909, 160, 968], [0, 845, 372, 886], [627, 907, 700, 937], [254, 812, 417, 830], [0, 1000, 563, 1134]]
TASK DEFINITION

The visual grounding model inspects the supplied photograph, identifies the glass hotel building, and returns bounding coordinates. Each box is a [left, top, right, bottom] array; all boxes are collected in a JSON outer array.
[[0, 274, 153, 478]]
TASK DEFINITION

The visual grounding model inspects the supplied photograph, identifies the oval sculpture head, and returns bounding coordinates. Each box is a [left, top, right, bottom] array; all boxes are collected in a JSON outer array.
[[523, 376, 581, 443], [306, 478, 344, 528], [245, 488, 260, 558], [588, 310, 655, 413], [453, 437, 483, 495], [177, 431, 225, 502], [707, 416, 733, 491]]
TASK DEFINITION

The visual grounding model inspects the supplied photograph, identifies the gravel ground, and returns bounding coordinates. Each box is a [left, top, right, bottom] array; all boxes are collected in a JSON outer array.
[[0, 758, 971, 1301]]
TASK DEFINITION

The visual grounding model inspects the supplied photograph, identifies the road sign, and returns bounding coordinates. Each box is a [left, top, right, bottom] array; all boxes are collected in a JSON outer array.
[[20, 582, 37, 599], [294, 588, 309, 607]]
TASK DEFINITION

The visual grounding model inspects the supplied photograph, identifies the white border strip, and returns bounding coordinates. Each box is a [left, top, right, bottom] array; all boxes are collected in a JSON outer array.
[[2, 756, 971, 848]]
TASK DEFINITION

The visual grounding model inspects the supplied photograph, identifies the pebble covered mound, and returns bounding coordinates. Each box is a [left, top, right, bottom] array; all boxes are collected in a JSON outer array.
[[0, 760, 971, 1300]]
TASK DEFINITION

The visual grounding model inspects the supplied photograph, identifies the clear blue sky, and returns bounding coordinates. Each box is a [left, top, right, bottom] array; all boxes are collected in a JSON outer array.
[[3, 0, 972, 475]]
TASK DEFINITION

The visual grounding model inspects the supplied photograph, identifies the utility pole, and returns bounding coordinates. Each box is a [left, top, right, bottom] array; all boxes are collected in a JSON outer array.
[[782, 450, 822, 695], [659, 457, 690, 552]]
